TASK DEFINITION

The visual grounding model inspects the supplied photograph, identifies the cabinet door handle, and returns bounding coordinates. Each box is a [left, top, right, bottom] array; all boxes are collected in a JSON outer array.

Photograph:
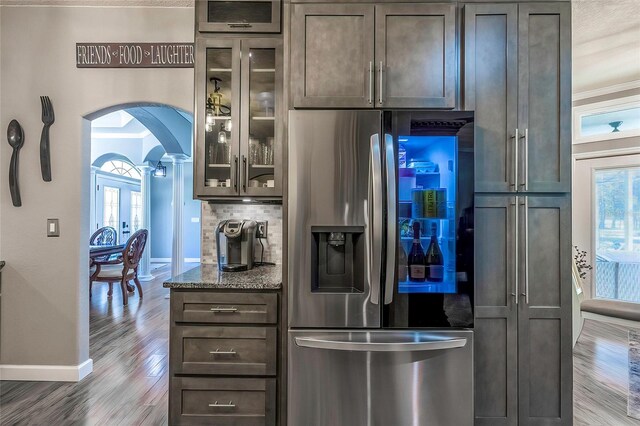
[[210, 307, 238, 313], [209, 349, 236, 355], [228, 22, 252, 28], [209, 401, 236, 408], [242, 155, 248, 192], [519, 129, 528, 191], [233, 155, 239, 191], [523, 197, 529, 304], [511, 198, 518, 305], [511, 129, 518, 189], [378, 61, 384, 106], [368, 61, 373, 105]]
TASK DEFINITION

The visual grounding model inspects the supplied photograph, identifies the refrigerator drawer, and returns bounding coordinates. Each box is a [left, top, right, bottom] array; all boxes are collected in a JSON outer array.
[[171, 326, 277, 376], [170, 377, 276, 426], [289, 329, 473, 426], [172, 291, 277, 324]]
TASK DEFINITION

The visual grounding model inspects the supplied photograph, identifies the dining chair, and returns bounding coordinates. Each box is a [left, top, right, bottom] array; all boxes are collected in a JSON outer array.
[[90, 229, 148, 306], [89, 226, 118, 264]]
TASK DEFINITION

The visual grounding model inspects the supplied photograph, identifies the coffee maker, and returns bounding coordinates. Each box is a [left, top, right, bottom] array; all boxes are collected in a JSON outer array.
[[215, 219, 257, 271]]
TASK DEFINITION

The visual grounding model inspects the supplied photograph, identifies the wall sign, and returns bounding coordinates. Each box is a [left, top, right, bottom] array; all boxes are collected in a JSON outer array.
[[76, 43, 194, 68]]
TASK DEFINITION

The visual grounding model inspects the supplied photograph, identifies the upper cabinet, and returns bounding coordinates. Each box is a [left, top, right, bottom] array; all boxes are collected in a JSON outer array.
[[375, 4, 456, 108], [194, 37, 283, 200], [464, 3, 571, 193], [197, 0, 281, 33], [291, 3, 456, 109]]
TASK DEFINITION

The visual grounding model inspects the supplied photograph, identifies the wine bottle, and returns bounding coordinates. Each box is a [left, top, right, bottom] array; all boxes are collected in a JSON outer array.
[[398, 241, 408, 282], [408, 221, 426, 282], [426, 223, 444, 282]]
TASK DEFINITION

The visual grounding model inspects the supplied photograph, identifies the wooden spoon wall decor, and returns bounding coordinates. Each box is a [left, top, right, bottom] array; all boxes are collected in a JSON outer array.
[[7, 119, 24, 207]]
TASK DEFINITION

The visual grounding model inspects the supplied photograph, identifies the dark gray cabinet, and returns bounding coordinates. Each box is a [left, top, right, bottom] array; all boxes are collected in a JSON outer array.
[[375, 3, 456, 108], [291, 4, 375, 108], [196, 0, 281, 34], [194, 37, 283, 200], [474, 196, 518, 426], [291, 3, 456, 109], [518, 3, 571, 194], [475, 195, 572, 426], [169, 290, 280, 425], [517, 195, 572, 425], [465, 3, 571, 193]]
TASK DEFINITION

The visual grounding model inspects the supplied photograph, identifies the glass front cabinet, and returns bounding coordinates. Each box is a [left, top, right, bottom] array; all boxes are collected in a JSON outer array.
[[194, 37, 283, 200]]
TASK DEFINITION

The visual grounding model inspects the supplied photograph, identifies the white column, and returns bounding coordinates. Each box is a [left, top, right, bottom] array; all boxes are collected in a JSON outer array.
[[138, 165, 154, 281], [90, 166, 99, 232], [169, 154, 188, 277]]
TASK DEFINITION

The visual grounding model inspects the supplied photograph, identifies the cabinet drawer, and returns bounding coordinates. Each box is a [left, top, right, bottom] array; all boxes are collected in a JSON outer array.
[[197, 0, 281, 33], [170, 377, 276, 426], [172, 326, 277, 376], [172, 292, 277, 324]]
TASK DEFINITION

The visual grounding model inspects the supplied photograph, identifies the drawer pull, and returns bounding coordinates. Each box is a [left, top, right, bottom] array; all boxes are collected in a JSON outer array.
[[209, 401, 236, 408], [210, 307, 238, 313], [209, 349, 237, 355]]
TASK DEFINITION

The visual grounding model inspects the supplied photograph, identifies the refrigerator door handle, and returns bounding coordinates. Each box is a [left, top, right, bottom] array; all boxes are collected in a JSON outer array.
[[384, 133, 396, 305], [369, 133, 383, 305], [294, 336, 467, 352]]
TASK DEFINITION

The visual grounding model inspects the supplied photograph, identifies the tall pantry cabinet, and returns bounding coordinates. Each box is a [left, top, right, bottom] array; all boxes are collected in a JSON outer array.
[[465, 3, 572, 426]]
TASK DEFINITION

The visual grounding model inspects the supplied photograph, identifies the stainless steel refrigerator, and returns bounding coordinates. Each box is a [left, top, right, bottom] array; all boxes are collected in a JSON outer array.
[[288, 110, 475, 425]]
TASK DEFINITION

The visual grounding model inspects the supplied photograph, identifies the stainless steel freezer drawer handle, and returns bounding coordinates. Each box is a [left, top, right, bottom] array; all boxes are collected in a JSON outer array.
[[294, 337, 467, 352]]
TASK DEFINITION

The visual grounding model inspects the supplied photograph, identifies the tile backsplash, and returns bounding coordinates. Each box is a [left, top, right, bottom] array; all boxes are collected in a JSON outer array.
[[201, 203, 283, 265]]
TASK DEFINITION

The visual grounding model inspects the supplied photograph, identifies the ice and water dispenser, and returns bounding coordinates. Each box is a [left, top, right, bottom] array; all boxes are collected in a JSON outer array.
[[310, 226, 365, 293]]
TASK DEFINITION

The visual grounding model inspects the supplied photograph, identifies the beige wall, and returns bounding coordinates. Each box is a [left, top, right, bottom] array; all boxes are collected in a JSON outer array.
[[0, 5, 193, 367]]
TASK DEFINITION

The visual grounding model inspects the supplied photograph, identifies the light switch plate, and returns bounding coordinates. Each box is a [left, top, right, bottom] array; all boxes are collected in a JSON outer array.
[[256, 221, 268, 239], [47, 219, 59, 237]]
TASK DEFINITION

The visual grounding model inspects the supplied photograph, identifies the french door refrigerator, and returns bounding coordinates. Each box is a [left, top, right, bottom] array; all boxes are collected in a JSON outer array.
[[288, 110, 475, 425]]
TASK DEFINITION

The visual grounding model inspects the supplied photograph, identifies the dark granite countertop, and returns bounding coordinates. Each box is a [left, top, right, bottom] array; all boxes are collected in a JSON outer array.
[[163, 263, 281, 290]]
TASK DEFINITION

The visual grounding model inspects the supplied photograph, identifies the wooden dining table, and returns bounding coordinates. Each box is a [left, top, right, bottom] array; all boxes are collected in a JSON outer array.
[[90, 244, 125, 261]]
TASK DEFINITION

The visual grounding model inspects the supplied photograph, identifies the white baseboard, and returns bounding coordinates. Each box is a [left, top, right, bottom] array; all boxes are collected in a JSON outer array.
[[0, 358, 93, 382], [151, 258, 201, 263], [138, 273, 154, 282]]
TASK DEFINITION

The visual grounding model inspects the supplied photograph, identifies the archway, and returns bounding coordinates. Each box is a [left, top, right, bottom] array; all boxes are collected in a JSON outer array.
[[86, 103, 197, 292]]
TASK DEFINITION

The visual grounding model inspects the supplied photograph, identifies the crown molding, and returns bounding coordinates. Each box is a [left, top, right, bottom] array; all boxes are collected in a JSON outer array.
[[573, 80, 640, 102], [0, 0, 194, 7]]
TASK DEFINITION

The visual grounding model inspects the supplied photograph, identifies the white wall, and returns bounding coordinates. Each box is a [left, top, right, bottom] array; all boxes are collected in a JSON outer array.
[[0, 5, 193, 374]]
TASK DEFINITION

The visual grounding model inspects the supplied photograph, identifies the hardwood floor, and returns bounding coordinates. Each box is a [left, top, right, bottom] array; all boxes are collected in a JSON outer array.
[[0, 265, 176, 425], [1, 281, 638, 425], [574, 319, 640, 425]]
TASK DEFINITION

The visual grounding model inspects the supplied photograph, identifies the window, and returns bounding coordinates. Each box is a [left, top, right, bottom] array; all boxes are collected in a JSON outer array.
[[594, 167, 640, 302], [573, 95, 640, 144], [103, 186, 120, 234], [100, 160, 141, 180], [130, 191, 143, 232]]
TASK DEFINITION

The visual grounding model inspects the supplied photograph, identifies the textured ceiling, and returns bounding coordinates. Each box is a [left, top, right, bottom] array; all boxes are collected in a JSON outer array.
[[572, 0, 640, 94], [0, 0, 194, 6]]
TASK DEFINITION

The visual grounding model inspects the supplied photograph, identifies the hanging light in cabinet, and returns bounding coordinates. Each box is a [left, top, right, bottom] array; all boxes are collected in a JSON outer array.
[[205, 77, 224, 133]]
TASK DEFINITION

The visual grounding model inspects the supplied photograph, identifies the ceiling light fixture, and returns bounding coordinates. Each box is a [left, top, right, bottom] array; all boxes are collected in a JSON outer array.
[[153, 161, 167, 178]]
